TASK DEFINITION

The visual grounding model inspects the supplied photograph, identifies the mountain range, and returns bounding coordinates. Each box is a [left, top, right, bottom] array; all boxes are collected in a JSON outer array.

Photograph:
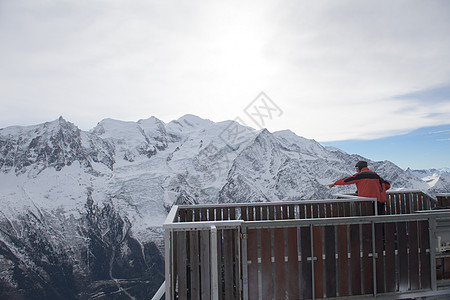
[[0, 114, 448, 299]]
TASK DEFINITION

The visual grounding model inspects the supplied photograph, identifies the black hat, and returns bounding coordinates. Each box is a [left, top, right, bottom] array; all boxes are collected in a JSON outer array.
[[355, 161, 367, 170]]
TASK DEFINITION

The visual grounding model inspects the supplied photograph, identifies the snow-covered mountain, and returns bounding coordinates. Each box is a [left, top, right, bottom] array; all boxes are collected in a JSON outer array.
[[0, 114, 444, 299], [406, 167, 450, 194]]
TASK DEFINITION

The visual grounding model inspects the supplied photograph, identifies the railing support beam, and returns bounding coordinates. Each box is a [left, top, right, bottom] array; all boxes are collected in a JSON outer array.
[[211, 225, 219, 300]]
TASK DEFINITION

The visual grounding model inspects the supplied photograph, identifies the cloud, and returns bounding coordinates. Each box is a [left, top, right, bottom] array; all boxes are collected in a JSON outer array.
[[395, 84, 450, 103], [0, 0, 450, 142]]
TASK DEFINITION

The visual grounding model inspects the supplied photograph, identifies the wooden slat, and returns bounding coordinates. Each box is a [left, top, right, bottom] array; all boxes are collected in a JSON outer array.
[[274, 228, 285, 299], [275, 205, 282, 220], [375, 223, 385, 294], [222, 207, 229, 220], [325, 203, 332, 218], [411, 193, 419, 211], [190, 231, 200, 299], [261, 228, 273, 300], [230, 207, 236, 220], [405, 194, 412, 214], [240, 207, 248, 221], [223, 229, 234, 300], [397, 222, 408, 291], [408, 221, 420, 290], [215, 207, 222, 221], [444, 257, 450, 279], [248, 229, 258, 300], [282, 205, 289, 219], [313, 225, 324, 298], [362, 223, 373, 294], [385, 197, 392, 215], [288, 204, 295, 219], [287, 227, 300, 299], [300, 226, 312, 299], [186, 209, 193, 222], [201, 208, 207, 221], [177, 231, 187, 299], [343, 202, 351, 217], [306, 204, 313, 219], [248, 206, 255, 221], [395, 194, 401, 215], [436, 257, 443, 280], [179, 208, 186, 222], [419, 220, 431, 289], [262, 206, 268, 220], [269, 206, 275, 220], [208, 207, 215, 221], [299, 204, 306, 219], [337, 224, 349, 296], [353, 202, 361, 217], [418, 194, 424, 211], [350, 224, 361, 295], [325, 225, 337, 297], [319, 203, 325, 218], [384, 222, 397, 292], [200, 230, 211, 299]]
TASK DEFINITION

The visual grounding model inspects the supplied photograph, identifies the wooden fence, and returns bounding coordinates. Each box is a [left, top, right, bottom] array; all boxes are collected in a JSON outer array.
[[163, 191, 450, 300]]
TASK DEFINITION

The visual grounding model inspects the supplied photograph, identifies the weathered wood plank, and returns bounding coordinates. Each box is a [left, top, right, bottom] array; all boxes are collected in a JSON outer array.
[[274, 228, 285, 299], [384, 222, 396, 292], [362, 223, 373, 294], [419, 220, 431, 289], [313, 225, 324, 298], [337, 224, 349, 296], [408, 221, 420, 290], [325, 225, 337, 297], [300, 226, 312, 299], [375, 223, 385, 294], [200, 230, 211, 299], [287, 227, 300, 299], [223, 229, 234, 300], [397, 222, 408, 291], [261, 228, 273, 300], [190, 231, 200, 299], [177, 231, 187, 299], [350, 224, 362, 295]]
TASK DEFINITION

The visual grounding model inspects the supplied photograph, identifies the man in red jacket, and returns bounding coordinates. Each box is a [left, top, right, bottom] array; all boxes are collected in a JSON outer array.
[[328, 161, 390, 214]]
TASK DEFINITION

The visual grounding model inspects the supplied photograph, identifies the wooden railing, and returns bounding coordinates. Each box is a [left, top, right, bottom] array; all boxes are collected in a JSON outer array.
[[174, 198, 376, 222], [385, 190, 436, 214], [162, 191, 450, 300], [436, 193, 450, 208]]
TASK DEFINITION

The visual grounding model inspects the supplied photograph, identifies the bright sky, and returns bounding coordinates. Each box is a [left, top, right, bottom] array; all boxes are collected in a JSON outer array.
[[1, 0, 449, 169]]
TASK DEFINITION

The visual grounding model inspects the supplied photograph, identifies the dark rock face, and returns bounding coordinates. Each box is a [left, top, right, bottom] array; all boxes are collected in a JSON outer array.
[[0, 117, 115, 175], [0, 196, 164, 300]]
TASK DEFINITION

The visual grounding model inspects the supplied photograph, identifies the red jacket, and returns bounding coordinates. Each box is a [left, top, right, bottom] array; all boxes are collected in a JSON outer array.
[[334, 167, 390, 203]]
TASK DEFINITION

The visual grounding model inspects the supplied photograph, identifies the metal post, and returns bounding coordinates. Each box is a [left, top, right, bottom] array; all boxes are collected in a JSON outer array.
[[241, 226, 249, 300], [151, 281, 166, 300], [371, 221, 377, 296], [429, 217, 438, 291], [211, 225, 219, 300], [164, 230, 171, 300], [310, 225, 315, 300]]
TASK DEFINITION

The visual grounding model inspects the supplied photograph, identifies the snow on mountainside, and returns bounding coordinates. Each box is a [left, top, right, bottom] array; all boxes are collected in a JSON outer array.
[[406, 167, 450, 193], [0, 114, 446, 299]]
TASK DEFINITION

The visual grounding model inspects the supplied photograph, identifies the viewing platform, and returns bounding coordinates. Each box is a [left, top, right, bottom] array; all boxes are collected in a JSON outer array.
[[160, 191, 450, 299]]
